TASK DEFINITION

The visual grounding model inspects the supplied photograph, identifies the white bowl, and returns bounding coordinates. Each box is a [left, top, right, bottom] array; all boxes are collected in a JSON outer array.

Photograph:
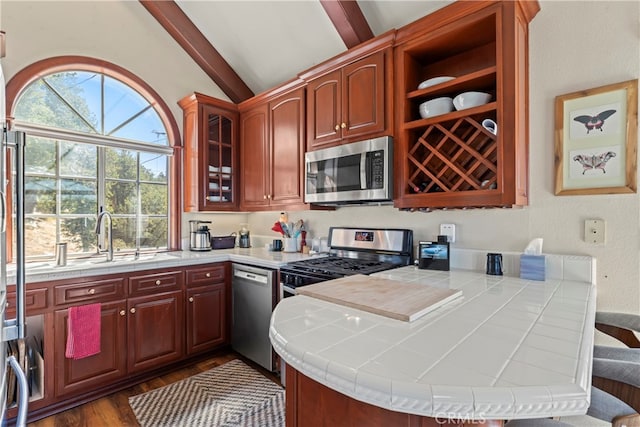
[[221, 166, 232, 174], [452, 91, 492, 110], [418, 76, 455, 90], [419, 97, 454, 119]]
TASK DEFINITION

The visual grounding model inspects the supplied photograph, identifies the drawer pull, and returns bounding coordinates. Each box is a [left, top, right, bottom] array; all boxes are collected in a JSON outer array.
[[5, 301, 9, 308], [88, 288, 95, 295], [155, 280, 161, 286], [205, 273, 211, 278], [189, 297, 194, 303], [130, 308, 136, 314], [119, 310, 126, 316], [334, 124, 339, 131]]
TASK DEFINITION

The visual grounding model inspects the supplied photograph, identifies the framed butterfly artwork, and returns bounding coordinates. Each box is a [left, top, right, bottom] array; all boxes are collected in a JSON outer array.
[[554, 79, 637, 195]]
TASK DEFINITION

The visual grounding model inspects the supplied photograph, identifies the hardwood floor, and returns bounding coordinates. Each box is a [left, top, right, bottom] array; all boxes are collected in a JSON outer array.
[[27, 351, 281, 427]]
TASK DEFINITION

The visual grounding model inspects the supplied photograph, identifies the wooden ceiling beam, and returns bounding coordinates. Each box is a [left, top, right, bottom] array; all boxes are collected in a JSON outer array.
[[139, 0, 254, 103], [319, 0, 374, 49]]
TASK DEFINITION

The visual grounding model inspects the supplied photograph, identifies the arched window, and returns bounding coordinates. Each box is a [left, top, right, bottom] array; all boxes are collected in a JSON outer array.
[[7, 57, 181, 260]]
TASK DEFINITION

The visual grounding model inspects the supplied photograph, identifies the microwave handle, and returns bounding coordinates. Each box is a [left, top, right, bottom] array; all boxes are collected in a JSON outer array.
[[360, 152, 367, 189]]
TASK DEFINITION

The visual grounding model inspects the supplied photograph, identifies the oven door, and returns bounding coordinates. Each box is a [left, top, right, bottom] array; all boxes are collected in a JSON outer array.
[[305, 136, 392, 204]]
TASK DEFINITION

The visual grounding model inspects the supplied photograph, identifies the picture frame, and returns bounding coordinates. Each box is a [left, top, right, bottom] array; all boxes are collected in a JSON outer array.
[[554, 79, 638, 195]]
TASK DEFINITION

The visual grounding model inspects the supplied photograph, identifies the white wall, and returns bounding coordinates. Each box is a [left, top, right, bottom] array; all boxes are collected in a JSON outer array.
[[2, 1, 639, 314]]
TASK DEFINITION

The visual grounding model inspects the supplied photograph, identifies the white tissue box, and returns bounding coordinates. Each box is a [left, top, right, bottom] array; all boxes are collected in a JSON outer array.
[[520, 254, 545, 281]]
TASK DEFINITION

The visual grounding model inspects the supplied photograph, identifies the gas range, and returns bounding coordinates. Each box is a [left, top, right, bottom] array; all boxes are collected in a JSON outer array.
[[280, 227, 413, 295]]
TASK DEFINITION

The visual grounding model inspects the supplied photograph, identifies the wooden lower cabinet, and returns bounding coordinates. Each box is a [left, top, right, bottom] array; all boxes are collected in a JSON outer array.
[[127, 290, 184, 373], [286, 365, 503, 427], [53, 300, 127, 398], [186, 283, 226, 354], [20, 264, 230, 423]]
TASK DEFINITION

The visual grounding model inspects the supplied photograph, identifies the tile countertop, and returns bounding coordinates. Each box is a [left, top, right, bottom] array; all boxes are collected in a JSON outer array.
[[269, 264, 597, 421], [7, 247, 320, 284]]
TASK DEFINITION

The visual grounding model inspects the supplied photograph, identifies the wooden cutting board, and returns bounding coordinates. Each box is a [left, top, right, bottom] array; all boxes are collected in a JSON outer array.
[[297, 274, 462, 322]]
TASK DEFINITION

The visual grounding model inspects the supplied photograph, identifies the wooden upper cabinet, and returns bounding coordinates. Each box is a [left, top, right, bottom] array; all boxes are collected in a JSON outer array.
[[342, 52, 386, 140], [301, 32, 395, 152], [270, 86, 306, 206], [240, 81, 307, 211], [393, 1, 539, 210], [306, 51, 387, 151], [239, 103, 270, 209], [179, 93, 239, 211], [306, 70, 341, 148]]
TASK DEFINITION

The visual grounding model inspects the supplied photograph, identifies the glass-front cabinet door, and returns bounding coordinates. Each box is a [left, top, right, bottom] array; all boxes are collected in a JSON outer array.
[[205, 110, 235, 207], [179, 93, 238, 212]]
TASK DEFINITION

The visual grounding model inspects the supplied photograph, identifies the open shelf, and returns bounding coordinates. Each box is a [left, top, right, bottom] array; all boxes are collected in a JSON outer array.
[[394, 2, 533, 210], [6, 315, 45, 408]]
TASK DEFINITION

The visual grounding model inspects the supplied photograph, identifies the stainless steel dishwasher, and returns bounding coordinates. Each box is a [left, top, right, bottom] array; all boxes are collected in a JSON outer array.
[[231, 263, 276, 371]]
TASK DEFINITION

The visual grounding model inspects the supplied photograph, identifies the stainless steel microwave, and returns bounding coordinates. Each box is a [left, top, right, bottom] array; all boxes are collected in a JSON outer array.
[[304, 136, 393, 205]]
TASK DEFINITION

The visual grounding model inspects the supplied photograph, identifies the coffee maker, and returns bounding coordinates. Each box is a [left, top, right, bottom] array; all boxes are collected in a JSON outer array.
[[238, 223, 251, 248], [189, 220, 212, 251]]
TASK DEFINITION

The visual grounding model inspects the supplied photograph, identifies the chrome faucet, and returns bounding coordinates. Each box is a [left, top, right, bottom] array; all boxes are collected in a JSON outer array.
[[95, 210, 114, 262]]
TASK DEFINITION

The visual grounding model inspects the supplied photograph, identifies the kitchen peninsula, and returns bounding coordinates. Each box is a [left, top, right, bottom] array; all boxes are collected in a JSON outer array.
[[270, 257, 596, 426]]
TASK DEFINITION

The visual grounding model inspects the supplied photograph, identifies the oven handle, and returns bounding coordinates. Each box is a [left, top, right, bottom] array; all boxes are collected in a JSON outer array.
[[281, 284, 296, 297], [360, 152, 367, 190]]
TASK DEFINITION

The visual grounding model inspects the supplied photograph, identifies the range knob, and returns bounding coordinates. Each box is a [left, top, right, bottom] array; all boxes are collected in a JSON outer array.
[[294, 276, 304, 287]]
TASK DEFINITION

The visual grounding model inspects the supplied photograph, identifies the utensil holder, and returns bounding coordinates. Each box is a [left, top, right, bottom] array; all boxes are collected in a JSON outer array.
[[283, 237, 298, 253]]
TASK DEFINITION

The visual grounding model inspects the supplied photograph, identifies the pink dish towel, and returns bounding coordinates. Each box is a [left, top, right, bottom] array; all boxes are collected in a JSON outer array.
[[65, 303, 101, 360]]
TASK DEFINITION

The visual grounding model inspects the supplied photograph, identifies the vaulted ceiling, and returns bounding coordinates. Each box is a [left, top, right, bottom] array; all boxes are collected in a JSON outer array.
[[140, 0, 452, 103]]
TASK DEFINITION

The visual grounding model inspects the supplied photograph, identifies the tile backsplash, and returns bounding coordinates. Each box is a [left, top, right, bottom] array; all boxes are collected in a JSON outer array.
[[451, 248, 596, 285]]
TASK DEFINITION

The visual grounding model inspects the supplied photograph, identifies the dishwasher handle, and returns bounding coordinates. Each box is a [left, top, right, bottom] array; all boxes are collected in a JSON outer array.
[[234, 269, 269, 284]]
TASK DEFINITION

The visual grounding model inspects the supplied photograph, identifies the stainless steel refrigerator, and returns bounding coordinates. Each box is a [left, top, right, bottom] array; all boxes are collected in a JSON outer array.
[[0, 31, 29, 426]]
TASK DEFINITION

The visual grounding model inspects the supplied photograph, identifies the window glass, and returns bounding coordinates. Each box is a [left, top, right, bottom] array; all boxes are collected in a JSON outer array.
[[14, 69, 171, 260], [45, 71, 101, 132], [105, 181, 137, 214], [140, 152, 167, 183], [103, 76, 149, 136], [141, 183, 168, 215], [109, 107, 167, 144], [106, 148, 137, 180], [60, 142, 96, 178], [15, 77, 96, 133], [25, 136, 56, 175], [25, 177, 56, 215], [60, 178, 96, 214]]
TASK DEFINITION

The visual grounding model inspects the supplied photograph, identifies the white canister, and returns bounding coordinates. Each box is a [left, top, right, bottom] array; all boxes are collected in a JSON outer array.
[[283, 237, 298, 253]]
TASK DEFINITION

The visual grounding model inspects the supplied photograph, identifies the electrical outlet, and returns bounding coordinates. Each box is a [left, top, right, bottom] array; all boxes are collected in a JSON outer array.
[[584, 219, 605, 244], [440, 223, 456, 243]]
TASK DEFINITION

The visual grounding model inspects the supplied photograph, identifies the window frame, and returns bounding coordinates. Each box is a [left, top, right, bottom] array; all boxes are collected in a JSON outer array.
[[5, 56, 182, 262]]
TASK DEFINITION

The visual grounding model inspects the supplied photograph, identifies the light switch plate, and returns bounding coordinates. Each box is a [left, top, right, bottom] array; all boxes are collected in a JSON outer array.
[[440, 223, 456, 243], [584, 219, 605, 244]]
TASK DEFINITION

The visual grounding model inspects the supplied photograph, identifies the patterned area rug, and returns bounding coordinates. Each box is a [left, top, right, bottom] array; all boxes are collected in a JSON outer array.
[[128, 359, 285, 427]]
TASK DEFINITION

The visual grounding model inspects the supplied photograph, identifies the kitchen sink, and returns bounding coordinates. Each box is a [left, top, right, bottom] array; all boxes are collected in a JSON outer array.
[[22, 252, 183, 273]]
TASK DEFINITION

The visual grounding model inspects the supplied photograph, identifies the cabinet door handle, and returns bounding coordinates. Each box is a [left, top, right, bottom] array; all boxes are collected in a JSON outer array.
[[130, 308, 136, 314], [88, 288, 95, 295], [267, 194, 271, 199], [334, 124, 340, 131], [155, 280, 161, 286], [263, 195, 267, 200], [189, 297, 194, 303], [341, 122, 347, 129], [205, 272, 211, 278], [119, 310, 126, 316]]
